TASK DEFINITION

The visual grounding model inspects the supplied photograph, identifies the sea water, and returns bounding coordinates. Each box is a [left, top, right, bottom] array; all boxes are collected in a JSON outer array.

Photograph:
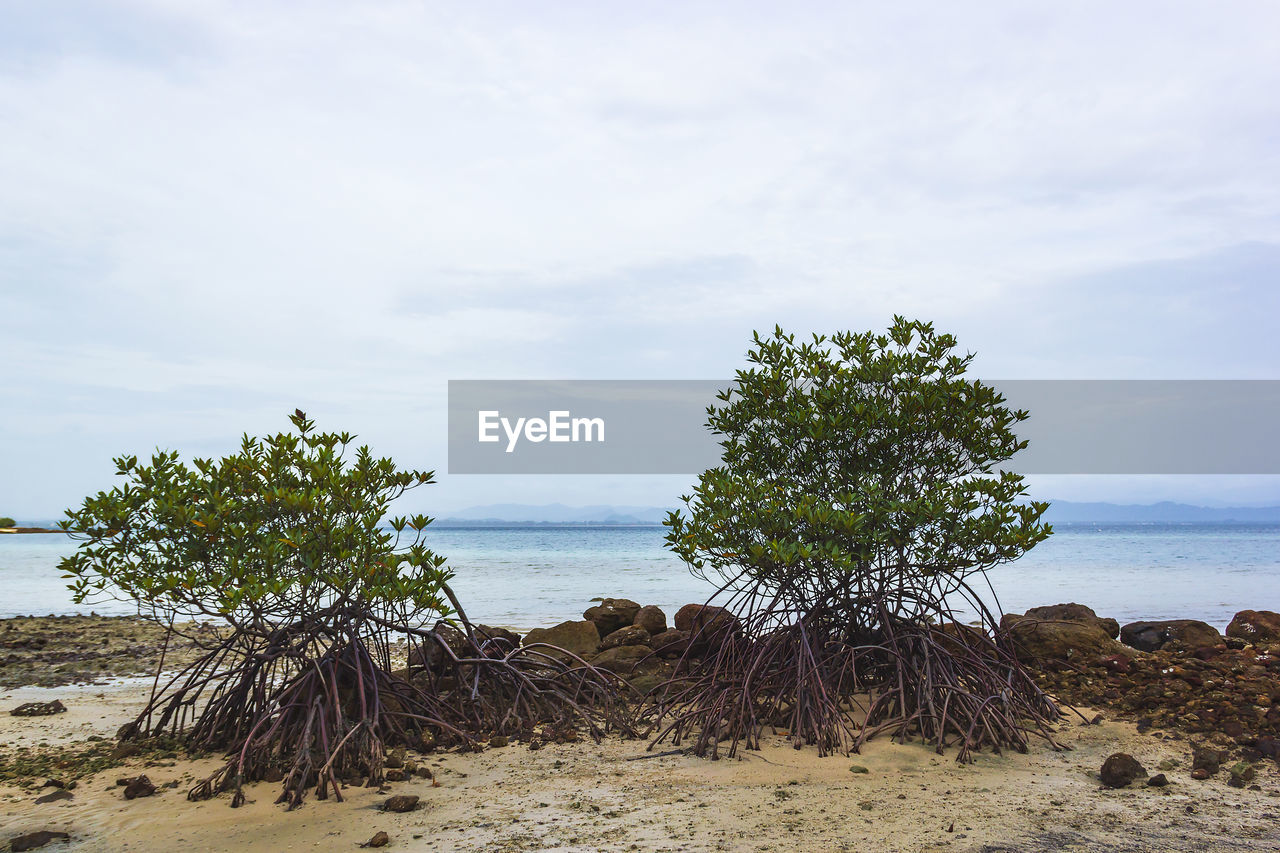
[[2, 524, 1276, 631]]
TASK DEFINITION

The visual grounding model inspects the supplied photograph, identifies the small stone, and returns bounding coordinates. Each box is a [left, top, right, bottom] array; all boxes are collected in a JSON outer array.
[[361, 831, 390, 848], [1100, 753, 1147, 788], [1157, 759, 1178, 771], [489, 735, 509, 748], [1147, 773, 1168, 787], [384, 769, 407, 782], [1190, 768, 1210, 780], [848, 765, 869, 774], [384, 794, 420, 812], [1191, 745, 1223, 775], [1227, 762, 1257, 789], [123, 775, 157, 800]]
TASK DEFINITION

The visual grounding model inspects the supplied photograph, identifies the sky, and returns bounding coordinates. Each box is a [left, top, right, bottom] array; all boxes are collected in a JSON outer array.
[[2, 1, 1279, 519]]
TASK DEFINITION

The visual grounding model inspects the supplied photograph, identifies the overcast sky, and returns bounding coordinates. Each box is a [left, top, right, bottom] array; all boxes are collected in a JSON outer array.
[[3, 1, 1279, 519]]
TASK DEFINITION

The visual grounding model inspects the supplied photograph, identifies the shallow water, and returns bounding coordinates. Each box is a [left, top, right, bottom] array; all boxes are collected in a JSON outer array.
[[2, 524, 1276, 631]]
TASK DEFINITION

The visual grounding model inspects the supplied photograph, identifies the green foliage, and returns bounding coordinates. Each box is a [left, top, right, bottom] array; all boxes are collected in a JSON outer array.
[[0, 517, 15, 528], [59, 410, 452, 626], [665, 318, 1050, 613]]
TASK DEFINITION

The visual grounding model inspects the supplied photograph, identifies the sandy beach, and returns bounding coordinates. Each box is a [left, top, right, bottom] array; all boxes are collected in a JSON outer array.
[[3, 668, 1279, 852]]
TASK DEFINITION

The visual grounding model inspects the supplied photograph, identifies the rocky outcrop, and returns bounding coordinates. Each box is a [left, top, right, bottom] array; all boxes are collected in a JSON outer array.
[[1226, 610, 1280, 645], [599, 625, 650, 651], [1120, 619, 1221, 652], [633, 605, 667, 636], [1000, 612, 1126, 666], [1024, 603, 1120, 639], [583, 599, 641, 638], [522, 620, 601, 659]]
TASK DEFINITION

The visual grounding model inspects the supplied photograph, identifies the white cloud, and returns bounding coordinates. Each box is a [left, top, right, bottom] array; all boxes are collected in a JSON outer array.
[[3, 1, 1280, 514]]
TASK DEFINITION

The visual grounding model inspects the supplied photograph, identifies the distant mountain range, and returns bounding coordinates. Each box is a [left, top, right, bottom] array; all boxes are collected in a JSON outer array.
[[11, 501, 1280, 530], [436, 500, 1280, 526]]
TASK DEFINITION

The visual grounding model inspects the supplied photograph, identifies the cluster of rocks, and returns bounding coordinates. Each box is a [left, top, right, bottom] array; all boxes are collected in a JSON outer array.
[[408, 598, 737, 694], [1004, 603, 1280, 783]]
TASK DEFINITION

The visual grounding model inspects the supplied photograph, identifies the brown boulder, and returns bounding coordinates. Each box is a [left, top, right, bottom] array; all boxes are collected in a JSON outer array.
[[408, 621, 468, 670], [522, 621, 600, 659], [590, 644, 651, 674], [633, 605, 667, 635], [651, 629, 691, 659], [599, 625, 650, 651], [583, 599, 642, 637], [674, 604, 739, 646], [383, 794, 419, 813], [1001, 613, 1126, 666], [1025, 603, 1120, 639], [474, 624, 522, 652], [1100, 753, 1147, 788], [1120, 619, 1221, 652], [1226, 610, 1280, 645]]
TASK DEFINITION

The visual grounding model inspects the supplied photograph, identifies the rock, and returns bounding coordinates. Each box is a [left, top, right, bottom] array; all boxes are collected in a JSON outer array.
[[1025, 603, 1120, 639], [384, 769, 407, 782], [1227, 761, 1257, 788], [123, 775, 156, 800], [408, 621, 468, 670], [599, 625, 650, 651], [361, 831, 390, 848], [650, 629, 691, 659], [1147, 773, 1168, 787], [1190, 768, 1210, 780], [475, 624, 522, 653], [674, 604, 739, 646], [1120, 620, 1221, 652], [522, 621, 601, 659], [633, 605, 667, 636], [1226, 610, 1280, 645], [1191, 746, 1224, 775], [10, 700, 66, 717], [488, 735, 508, 748], [383, 794, 419, 813], [1100, 753, 1147, 788], [385, 747, 406, 768], [849, 764, 869, 774], [590, 644, 651, 674], [10, 831, 71, 852], [1257, 735, 1279, 761], [1001, 613, 1126, 665], [583, 599, 642, 638], [1101, 653, 1131, 673], [34, 789, 73, 804]]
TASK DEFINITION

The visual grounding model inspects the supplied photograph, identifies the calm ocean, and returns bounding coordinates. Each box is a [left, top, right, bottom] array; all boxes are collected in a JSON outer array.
[[2, 524, 1276, 631]]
